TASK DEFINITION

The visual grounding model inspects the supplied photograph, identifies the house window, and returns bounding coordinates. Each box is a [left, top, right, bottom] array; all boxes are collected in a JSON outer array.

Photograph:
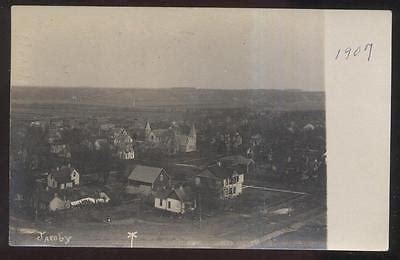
[[229, 187, 233, 195], [233, 186, 236, 194], [159, 174, 164, 181], [168, 201, 171, 208], [159, 199, 163, 207], [223, 187, 227, 196], [231, 176, 238, 184]]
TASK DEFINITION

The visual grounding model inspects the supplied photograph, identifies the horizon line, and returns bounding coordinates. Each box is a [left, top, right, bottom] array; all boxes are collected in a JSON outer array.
[[11, 85, 325, 92]]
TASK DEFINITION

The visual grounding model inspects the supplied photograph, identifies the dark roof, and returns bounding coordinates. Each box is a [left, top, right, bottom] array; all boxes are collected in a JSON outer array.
[[128, 165, 166, 184], [197, 165, 235, 180], [226, 164, 248, 174], [195, 168, 219, 179], [220, 155, 252, 163], [154, 189, 172, 199], [174, 186, 195, 202], [155, 185, 195, 202], [49, 166, 77, 183], [218, 155, 253, 167]]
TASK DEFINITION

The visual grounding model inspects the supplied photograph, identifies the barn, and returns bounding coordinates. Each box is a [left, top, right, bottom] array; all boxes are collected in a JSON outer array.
[[126, 165, 170, 195]]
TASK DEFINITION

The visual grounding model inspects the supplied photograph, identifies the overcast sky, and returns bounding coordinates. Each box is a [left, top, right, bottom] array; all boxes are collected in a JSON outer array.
[[11, 7, 324, 91]]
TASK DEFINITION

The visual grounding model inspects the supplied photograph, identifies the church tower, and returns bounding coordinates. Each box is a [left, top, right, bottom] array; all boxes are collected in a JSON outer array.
[[189, 123, 196, 138], [187, 123, 197, 152], [144, 121, 152, 140]]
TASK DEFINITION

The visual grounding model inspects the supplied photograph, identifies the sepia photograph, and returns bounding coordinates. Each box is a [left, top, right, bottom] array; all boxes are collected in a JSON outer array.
[[10, 6, 331, 249]]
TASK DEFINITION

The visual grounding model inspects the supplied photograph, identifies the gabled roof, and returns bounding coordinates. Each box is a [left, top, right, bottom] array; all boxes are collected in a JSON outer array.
[[128, 165, 166, 184], [218, 155, 253, 167], [196, 169, 219, 179], [174, 186, 195, 202], [154, 189, 172, 199], [49, 166, 77, 183], [217, 156, 254, 174], [197, 165, 235, 180], [155, 185, 195, 202]]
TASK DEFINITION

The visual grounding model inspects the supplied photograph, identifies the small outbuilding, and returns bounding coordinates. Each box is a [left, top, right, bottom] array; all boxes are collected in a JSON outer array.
[[33, 192, 67, 213], [154, 185, 196, 214]]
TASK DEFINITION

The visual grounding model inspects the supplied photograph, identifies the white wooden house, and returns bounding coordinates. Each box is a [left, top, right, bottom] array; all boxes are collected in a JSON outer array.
[[154, 185, 196, 214], [47, 165, 80, 190], [117, 146, 135, 160], [195, 164, 244, 199]]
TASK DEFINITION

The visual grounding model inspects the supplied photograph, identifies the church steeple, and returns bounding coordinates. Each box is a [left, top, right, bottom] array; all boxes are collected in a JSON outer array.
[[189, 123, 196, 137], [145, 121, 152, 138]]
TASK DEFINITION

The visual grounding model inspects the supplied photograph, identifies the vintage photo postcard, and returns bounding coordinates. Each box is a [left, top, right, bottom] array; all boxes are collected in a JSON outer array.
[[9, 7, 391, 250]]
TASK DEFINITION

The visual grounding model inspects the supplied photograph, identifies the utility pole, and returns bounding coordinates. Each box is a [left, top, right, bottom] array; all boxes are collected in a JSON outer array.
[[199, 194, 202, 229], [127, 231, 138, 248]]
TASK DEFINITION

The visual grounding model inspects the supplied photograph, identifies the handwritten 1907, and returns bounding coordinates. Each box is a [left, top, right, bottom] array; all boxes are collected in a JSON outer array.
[[335, 43, 373, 61]]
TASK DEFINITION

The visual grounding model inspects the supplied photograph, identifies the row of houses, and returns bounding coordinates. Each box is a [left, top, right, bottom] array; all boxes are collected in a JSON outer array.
[[45, 121, 136, 161], [46, 120, 198, 160], [34, 165, 111, 213], [33, 153, 253, 215], [126, 155, 254, 214]]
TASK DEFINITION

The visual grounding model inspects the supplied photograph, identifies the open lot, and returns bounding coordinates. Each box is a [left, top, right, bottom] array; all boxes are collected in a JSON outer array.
[[10, 186, 325, 248]]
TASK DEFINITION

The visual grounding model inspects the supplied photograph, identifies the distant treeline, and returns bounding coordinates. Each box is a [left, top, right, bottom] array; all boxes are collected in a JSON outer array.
[[11, 86, 325, 111]]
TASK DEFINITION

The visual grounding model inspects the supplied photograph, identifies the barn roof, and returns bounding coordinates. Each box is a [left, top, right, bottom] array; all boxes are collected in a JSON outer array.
[[128, 165, 166, 184]]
